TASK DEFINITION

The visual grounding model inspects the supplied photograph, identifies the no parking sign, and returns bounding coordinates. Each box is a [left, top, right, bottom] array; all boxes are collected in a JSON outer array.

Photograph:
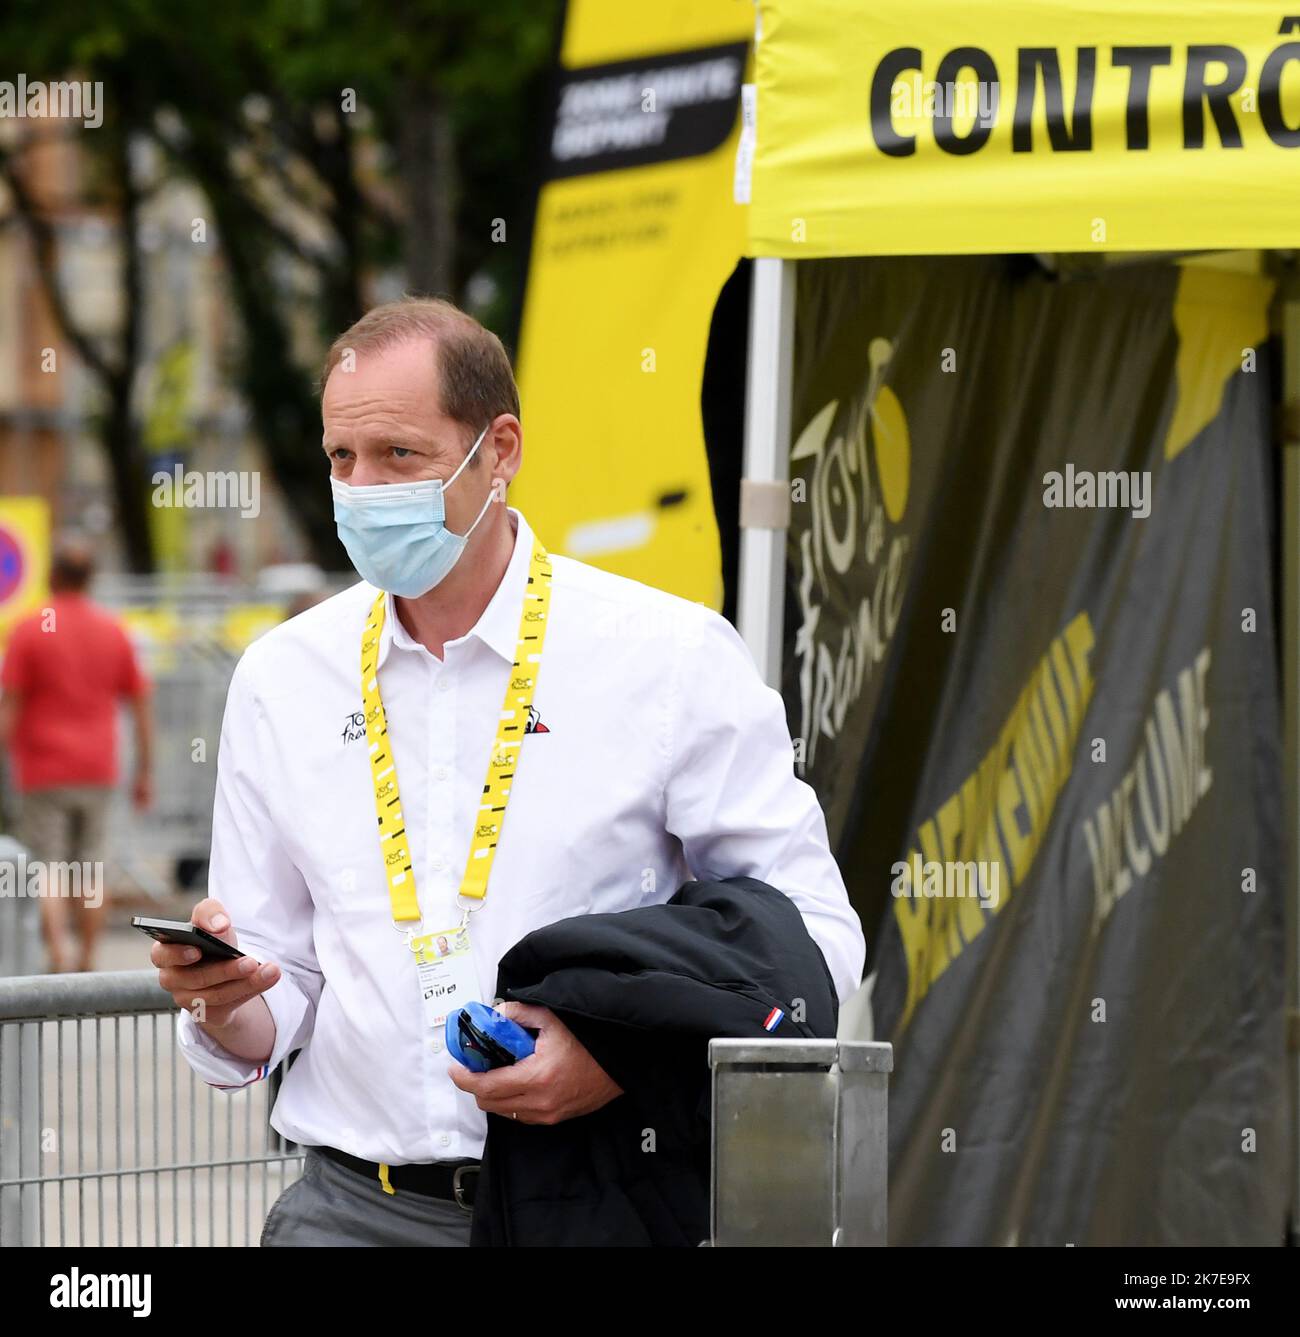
[[0, 498, 49, 649]]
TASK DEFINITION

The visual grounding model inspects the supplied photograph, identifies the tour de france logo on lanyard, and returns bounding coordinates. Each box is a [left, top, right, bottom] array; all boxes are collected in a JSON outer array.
[[359, 538, 553, 1033]]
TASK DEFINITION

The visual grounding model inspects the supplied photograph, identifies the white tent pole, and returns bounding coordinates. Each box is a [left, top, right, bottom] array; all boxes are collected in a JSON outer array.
[[1282, 282, 1300, 1247], [737, 256, 795, 686]]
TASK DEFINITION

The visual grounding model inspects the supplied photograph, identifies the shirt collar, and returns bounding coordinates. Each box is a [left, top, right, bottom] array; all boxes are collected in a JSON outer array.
[[376, 506, 533, 668]]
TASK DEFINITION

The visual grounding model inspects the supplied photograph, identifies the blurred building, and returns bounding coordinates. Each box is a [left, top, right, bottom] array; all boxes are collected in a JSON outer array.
[[0, 111, 312, 580]]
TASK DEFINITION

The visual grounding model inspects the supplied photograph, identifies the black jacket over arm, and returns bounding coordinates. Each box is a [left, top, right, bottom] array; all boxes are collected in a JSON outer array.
[[468, 876, 841, 1247]]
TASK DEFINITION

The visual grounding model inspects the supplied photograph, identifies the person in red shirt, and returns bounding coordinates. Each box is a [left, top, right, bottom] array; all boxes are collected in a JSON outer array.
[[0, 538, 153, 972]]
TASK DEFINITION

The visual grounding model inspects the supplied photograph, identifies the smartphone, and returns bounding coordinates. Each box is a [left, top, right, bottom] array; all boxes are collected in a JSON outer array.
[[132, 916, 245, 962]]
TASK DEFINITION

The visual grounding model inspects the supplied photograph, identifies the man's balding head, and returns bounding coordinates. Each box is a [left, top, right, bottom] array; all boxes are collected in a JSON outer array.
[[51, 536, 95, 592], [320, 297, 519, 449]]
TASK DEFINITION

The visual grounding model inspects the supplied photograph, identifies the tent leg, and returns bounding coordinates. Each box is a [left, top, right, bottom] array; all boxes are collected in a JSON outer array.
[[1283, 288, 1300, 1247], [737, 257, 795, 687]]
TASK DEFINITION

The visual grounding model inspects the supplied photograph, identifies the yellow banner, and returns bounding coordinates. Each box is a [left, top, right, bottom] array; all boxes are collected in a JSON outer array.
[[749, 0, 1300, 256], [514, 0, 752, 606]]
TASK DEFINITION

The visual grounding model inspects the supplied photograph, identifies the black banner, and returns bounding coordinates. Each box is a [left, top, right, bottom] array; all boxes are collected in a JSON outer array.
[[781, 254, 1287, 1244], [545, 42, 747, 180]]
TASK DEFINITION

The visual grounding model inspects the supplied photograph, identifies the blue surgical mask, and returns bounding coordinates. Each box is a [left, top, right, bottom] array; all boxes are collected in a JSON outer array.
[[330, 423, 495, 597]]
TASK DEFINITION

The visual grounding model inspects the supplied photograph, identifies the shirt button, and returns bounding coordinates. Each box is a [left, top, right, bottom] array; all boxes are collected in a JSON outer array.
[[438, 678, 452, 692], [430, 1039, 443, 1053], [431, 857, 444, 872], [439, 1134, 451, 1147], [435, 767, 449, 781]]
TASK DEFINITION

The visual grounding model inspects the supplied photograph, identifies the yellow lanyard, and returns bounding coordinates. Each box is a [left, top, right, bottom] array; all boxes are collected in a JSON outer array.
[[359, 537, 553, 935]]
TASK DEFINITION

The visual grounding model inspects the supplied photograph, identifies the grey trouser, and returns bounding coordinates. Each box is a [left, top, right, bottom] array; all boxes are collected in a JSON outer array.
[[260, 1146, 474, 1247]]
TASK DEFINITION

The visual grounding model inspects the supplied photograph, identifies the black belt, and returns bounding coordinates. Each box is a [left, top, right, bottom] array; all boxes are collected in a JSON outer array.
[[317, 1144, 480, 1210]]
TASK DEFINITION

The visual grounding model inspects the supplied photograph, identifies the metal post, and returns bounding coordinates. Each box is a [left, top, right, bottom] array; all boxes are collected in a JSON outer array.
[[1281, 275, 1300, 1247], [0, 837, 42, 1245], [737, 256, 795, 686], [708, 1037, 892, 1246], [0, 837, 42, 977]]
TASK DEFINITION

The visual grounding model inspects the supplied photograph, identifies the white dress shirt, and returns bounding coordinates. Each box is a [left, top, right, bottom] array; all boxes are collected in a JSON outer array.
[[177, 506, 865, 1163]]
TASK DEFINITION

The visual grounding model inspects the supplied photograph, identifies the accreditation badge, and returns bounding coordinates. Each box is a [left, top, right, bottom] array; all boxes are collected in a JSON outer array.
[[412, 926, 480, 1042]]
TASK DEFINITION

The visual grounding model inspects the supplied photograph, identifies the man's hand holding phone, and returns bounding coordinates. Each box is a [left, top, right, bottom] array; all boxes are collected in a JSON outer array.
[[150, 898, 280, 1063]]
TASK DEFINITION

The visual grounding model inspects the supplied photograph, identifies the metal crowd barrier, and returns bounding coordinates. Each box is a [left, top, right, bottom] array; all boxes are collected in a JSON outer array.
[[92, 573, 352, 901], [105, 638, 236, 900], [95, 576, 286, 901], [0, 970, 302, 1247], [0, 969, 891, 1248], [709, 1037, 893, 1245]]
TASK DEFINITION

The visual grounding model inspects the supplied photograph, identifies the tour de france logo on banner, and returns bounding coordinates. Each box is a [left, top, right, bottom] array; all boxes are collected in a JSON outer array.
[[0, 498, 50, 647], [790, 335, 912, 778]]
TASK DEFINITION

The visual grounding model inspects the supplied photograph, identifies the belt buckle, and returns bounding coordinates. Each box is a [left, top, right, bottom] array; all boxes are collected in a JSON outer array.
[[452, 1164, 478, 1213]]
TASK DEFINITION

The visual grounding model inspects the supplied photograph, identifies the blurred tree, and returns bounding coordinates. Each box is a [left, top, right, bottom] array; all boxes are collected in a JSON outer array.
[[0, 73, 156, 570], [0, 0, 561, 569]]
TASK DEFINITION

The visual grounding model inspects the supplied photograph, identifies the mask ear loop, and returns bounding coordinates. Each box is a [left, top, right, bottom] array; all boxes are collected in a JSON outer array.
[[457, 479, 498, 539], [443, 421, 491, 489], [443, 421, 498, 538]]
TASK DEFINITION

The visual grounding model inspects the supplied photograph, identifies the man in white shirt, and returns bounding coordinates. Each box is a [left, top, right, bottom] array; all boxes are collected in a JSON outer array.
[[154, 297, 866, 1247]]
